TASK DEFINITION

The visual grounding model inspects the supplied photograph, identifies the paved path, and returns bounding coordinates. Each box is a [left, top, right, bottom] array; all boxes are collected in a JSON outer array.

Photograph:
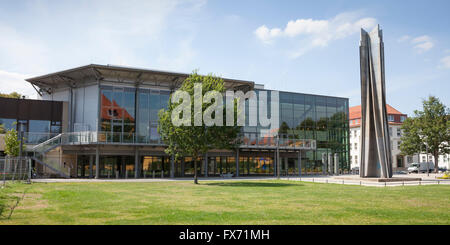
[[30, 173, 450, 187]]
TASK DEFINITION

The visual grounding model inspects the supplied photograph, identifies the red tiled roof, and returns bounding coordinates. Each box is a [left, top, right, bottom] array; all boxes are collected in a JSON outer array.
[[349, 104, 404, 120]]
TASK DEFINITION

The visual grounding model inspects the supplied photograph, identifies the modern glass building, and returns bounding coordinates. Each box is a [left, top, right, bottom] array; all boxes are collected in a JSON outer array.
[[18, 64, 349, 178]]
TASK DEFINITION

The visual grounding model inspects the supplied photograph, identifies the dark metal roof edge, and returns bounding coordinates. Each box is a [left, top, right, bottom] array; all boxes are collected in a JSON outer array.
[[25, 64, 255, 85]]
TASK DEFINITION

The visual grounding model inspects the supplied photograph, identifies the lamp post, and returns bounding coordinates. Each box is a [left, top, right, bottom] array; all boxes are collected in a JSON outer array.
[[276, 133, 280, 180], [426, 144, 429, 177], [17, 122, 25, 181]]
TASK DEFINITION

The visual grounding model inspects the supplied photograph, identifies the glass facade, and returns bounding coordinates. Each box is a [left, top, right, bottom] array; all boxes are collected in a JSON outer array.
[[77, 86, 349, 177], [243, 90, 349, 173], [137, 89, 170, 143], [0, 118, 17, 132], [0, 118, 61, 144], [100, 86, 136, 142]]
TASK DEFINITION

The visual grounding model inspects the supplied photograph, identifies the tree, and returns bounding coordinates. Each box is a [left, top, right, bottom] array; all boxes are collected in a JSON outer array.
[[0, 124, 5, 134], [400, 96, 450, 173], [158, 71, 241, 184], [0, 92, 22, 99], [4, 128, 26, 157]]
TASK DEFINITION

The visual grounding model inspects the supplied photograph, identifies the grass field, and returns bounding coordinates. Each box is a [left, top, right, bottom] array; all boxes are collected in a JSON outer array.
[[0, 180, 449, 225]]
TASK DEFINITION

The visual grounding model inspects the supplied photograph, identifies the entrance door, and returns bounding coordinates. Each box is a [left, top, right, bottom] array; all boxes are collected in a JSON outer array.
[[397, 155, 404, 168], [76, 155, 91, 178]]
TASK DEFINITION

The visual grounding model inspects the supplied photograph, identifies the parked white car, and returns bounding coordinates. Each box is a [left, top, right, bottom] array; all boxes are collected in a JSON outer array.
[[407, 162, 434, 173]]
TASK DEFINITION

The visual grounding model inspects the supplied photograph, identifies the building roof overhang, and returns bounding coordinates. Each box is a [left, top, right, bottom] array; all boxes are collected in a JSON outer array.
[[25, 64, 255, 94]]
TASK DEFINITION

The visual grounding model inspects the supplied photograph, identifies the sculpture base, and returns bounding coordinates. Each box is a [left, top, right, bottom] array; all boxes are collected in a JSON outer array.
[[333, 176, 422, 182]]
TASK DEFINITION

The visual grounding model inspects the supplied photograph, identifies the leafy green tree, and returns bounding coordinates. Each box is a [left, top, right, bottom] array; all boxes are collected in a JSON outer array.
[[0, 92, 22, 99], [158, 71, 241, 184], [4, 128, 26, 157], [0, 124, 5, 134], [400, 96, 450, 172]]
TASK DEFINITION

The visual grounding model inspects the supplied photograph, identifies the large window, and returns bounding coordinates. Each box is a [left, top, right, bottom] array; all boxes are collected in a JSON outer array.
[[100, 86, 136, 142], [242, 90, 349, 172], [0, 118, 17, 132], [136, 88, 170, 143]]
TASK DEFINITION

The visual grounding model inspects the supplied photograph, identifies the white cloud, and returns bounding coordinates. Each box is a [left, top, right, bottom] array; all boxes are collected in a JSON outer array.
[[253, 11, 377, 57], [0, 70, 37, 99], [0, 0, 207, 96], [397, 35, 410, 42], [284, 19, 328, 37], [254, 25, 283, 44], [411, 35, 434, 53], [156, 37, 196, 71], [439, 56, 450, 69]]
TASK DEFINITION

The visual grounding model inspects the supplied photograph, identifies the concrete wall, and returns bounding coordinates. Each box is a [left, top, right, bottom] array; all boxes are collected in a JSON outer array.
[[43, 146, 77, 177]]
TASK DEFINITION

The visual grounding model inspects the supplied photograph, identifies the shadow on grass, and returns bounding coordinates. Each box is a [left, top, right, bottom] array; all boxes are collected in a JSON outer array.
[[203, 182, 300, 187]]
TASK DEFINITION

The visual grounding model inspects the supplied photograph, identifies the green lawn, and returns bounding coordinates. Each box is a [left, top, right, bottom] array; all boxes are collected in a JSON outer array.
[[0, 180, 449, 225]]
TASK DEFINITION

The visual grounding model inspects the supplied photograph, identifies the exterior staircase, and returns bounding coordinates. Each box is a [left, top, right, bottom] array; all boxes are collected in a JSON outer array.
[[31, 134, 70, 178]]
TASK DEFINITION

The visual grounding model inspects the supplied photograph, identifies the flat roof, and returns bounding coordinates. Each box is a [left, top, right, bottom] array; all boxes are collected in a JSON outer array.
[[26, 64, 254, 91]]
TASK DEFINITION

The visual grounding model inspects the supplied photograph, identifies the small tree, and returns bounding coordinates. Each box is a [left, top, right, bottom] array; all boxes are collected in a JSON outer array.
[[400, 96, 450, 172], [4, 128, 25, 157], [0, 124, 5, 134], [158, 71, 241, 184]]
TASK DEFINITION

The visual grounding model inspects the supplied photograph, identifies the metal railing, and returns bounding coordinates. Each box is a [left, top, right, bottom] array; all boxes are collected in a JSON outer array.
[[22, 132, 60, 145], [1, 157, 31, 183], [28, 131, 316, 150], [240, 132, 316, 150]]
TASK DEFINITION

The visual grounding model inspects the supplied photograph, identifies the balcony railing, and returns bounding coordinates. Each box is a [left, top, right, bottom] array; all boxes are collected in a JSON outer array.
[[22, 132, 60, 145], [240, 133, 316, 150], [28, 131, 316, 150]]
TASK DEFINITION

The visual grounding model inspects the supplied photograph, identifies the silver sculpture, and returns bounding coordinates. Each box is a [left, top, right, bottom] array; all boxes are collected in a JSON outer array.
[[359, 25, 393, 178]]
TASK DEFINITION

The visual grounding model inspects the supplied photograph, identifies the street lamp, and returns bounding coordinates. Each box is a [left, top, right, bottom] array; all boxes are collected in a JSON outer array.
[[17, 122, 25, 180]]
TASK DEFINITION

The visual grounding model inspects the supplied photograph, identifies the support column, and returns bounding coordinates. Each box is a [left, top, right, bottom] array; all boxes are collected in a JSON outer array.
[[298, 151, 302, 177], [276, 150, 280, 179], [247, 157, 250, 175], [95, 145, 100, 179], [334, 153, 339, 175], [89, 155, 94, 178], [274, 151, 277, 177], [235, 150, 239, 177], [284, 157, 288, 176], [203, 153, 208, 177], [121, 156, 126, 178], [170, 154, 175, 178], [328, 153, 333, 175], [181, 158, 185, 177], [135, 147, 139, 178]]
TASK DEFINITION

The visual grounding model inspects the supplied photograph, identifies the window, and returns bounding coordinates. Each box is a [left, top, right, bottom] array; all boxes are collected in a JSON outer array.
[[400, 116, 406, 122], [28, 120, 50, 143], [0, 118, 17, 132], [354, 142, 357, 150], [422, 156, 426, 162], [388, 115, 394, 122], [397, 128, 401, 137], [407, 156, 413, 163], [354, 155, 358, 164], [397, 141, 401, 150]]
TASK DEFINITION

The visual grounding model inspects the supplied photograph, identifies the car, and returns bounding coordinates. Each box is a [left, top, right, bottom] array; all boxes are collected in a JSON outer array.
[[407, 162, 434, 173], [351, 167, 359, 174]]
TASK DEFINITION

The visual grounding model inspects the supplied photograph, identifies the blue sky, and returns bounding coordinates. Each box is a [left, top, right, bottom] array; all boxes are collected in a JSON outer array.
[[0, 0, 449, 116]]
